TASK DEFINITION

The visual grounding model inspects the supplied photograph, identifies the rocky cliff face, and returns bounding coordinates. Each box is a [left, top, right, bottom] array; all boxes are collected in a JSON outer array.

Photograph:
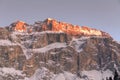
[[0, 18, 119, 80], [9, 18, 111, 38], [31, 18, 111, 38]]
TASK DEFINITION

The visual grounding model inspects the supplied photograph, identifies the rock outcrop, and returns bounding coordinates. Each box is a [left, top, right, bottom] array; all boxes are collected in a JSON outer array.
[[9, 18, 111, 38], [10, 21, 27, 32], [41, 18, 111, 37], [0, 28, 9, 39]]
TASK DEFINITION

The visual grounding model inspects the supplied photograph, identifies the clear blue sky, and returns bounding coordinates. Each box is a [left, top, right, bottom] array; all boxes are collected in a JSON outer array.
[[0, 0, 120, 41]]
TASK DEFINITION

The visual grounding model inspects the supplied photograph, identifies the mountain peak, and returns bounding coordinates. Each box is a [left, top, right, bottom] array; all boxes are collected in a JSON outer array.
[[47, 18, 54, 21], [42, 18, 111, 38], [10, 20, 27, 32], [9, 18, 111, 38], [0, 18, 119, 80]]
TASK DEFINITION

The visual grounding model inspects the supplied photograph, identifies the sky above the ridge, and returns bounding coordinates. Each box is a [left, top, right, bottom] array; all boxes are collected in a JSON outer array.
[[0, 0, 120, 41]]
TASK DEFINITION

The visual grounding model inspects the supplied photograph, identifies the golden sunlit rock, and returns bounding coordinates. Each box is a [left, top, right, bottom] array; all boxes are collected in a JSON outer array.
[[14, 21, 27, 32], [42, 19, 111, 37], [10, 18, 111, 38]]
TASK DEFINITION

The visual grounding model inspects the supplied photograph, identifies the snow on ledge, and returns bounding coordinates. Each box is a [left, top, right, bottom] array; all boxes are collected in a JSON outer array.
[[30, 31, 64, 35], [33, 42, 67, 53], [82, 70, 113, 80], [0, 67, 24, 77], [29, 68, 113, 80], [0, 40, 16, 46]]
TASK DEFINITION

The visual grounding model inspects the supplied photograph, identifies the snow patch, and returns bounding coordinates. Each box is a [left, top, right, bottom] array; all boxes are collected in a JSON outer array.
[[47, 18, 53, 20], [70, 37, 87, 52], [82, 70, 113, 80], [29, 67, 54, 80], [33, 42, 67, 53], [52, 70, 113, 80], [30, 31, 64, 35], [53, 73, 65, 80], [0, 67, 24, 77], [23, 43, 66, 59], [12, 31, 28, 35], [29, 68, 113, 80], [0, 40, 16, 46], [18, 43, 30, 59]]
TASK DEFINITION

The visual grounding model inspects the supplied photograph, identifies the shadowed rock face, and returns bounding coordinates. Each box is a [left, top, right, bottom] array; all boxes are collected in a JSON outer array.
[[0, 18, 119, 79], [0, 45, 26, 69], [0, 28, 10, 39], [78, 38, 120, 71]]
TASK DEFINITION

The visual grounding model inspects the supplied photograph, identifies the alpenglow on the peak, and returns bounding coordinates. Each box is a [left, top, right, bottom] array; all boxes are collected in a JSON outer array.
[[10, 21, 27, 32], [9, 18, 111, 38]]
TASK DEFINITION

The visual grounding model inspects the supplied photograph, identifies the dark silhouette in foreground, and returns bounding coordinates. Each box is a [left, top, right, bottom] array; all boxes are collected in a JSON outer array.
[[106, 69, 120, 80]]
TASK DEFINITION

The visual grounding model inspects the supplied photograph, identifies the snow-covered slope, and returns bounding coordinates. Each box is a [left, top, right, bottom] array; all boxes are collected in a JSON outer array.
[[28, 67, 113, 80]]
